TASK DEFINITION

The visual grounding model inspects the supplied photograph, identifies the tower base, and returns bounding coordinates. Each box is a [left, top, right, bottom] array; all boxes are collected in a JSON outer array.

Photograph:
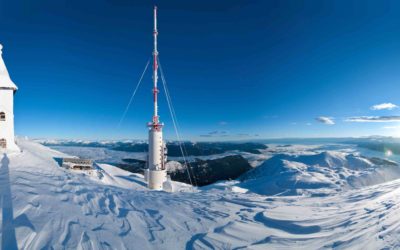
[[147, 169, 167, 190]]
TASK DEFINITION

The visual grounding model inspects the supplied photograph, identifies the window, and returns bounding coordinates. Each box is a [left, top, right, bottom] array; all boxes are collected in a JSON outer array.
[[0, 112, 5, 121], [0, 139, 6, 149]]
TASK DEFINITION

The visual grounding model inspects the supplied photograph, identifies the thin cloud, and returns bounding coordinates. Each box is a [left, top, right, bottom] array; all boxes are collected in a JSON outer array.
[[371, 103, 398, 110], [199, 134, 213, 137], [263, 115, 278, 119], [218, 121, 228, 126], [200, 130, 228, 137], [383, 125, 400, 129], [345, 116, 400, 122], [200, 131, 260, 138], [315, 116, 335, 125]]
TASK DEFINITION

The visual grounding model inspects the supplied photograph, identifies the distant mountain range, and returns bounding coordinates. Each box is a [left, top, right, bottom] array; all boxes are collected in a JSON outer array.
[[39, 140, 267, 156], [39, 140, 267, 186], [38, 137, 400, 187]]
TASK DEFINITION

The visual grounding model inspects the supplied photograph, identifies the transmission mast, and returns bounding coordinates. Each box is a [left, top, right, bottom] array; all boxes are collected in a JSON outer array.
[[145, 6, 167, 190]]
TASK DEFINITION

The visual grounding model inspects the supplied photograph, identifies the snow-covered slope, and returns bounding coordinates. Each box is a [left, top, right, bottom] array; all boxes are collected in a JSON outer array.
[[239, 150, 400, 196], [2, 139, 400, 249]]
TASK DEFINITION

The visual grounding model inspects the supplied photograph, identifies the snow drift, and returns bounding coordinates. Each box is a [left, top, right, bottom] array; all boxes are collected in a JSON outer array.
[[3, 139, 400, 249]]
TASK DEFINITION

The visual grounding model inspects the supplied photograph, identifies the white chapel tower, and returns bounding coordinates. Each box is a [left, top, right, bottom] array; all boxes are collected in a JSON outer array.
[[0, 44, 19, 151]]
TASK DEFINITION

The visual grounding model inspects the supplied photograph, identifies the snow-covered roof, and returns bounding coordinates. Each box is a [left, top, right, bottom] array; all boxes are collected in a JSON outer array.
[[0, 44, 18, 91]]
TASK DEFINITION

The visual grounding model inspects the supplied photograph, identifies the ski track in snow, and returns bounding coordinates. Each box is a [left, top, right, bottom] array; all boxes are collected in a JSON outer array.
[[1, 139, 400, 249]]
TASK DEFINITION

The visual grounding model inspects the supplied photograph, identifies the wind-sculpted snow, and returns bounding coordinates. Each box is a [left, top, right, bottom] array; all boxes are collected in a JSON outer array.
[[2, 139, 400, 249]]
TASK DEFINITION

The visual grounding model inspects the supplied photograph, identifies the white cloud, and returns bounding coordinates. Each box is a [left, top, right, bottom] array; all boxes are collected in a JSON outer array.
[[345, 116, 400, 122], [370, 103, 398, 110], [315, 116, 335, 125], [383, 125, 400, 129]]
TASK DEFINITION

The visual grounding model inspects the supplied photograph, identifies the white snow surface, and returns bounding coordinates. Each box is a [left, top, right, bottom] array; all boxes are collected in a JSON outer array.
[[239, 149, 400, 196], [2, 139, 400, 249]]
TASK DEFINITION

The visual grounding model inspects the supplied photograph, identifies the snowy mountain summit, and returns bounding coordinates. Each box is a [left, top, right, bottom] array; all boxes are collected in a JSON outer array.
[[240, 150, 400, 196], [2, 139, 400, 249]]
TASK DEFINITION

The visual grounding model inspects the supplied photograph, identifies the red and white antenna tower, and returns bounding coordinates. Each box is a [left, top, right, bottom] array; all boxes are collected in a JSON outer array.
[[145, 6, 167, 190]]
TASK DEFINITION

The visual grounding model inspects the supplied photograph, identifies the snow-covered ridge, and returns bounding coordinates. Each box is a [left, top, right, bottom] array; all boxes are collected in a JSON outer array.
[[3, 139, 400, 249], [239, 149, 400, 196]]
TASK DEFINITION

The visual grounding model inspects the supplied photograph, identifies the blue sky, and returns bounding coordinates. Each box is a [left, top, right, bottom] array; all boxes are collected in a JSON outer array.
[[1, 0, 400, 140]]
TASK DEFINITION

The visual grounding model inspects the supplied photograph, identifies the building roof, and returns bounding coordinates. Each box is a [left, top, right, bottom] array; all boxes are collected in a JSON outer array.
[[0, 44, 18, 91]]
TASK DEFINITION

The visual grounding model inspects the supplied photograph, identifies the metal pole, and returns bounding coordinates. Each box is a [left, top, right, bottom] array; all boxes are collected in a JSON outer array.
[[152, 6, 159, 124]]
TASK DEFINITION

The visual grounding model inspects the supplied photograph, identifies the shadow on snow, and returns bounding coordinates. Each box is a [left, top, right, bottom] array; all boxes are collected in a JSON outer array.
[[0, 153, 18, 250]]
